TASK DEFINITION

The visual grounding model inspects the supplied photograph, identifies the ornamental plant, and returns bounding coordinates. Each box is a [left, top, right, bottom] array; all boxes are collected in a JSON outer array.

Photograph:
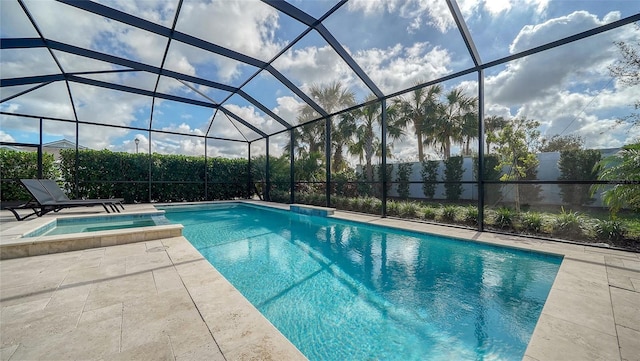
[[591, 143, 640, 217]]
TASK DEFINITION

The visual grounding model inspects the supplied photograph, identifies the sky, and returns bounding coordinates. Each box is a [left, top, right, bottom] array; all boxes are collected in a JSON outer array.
[[0, 0, 639, 163]]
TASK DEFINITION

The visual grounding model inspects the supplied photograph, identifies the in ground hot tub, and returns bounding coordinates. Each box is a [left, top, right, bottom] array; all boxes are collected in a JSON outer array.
[[0, 211, 183, 259]]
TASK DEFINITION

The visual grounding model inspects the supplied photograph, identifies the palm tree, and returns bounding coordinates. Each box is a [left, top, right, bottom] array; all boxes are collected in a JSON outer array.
[[297, 81, 356, 173], [332, 114, 357, 172], [287, 121, 324, 157], [484, 115, 508, 154], [346, 101, 379, 183], [427, 88, 476, 159], [461, 108, 478, 155], [348, 97, 404, 182], [394, 84, 442, 162]]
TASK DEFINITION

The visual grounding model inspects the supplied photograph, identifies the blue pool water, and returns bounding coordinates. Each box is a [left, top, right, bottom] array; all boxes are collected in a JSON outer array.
[[161, 203, 562, 361]]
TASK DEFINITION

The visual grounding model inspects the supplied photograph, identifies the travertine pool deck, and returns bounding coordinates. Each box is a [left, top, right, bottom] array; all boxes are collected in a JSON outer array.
[[0, 201, 639, 360]]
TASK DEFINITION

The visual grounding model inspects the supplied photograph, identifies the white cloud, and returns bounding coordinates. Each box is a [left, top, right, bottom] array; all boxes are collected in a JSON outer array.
[[164, 41, 240, 82], [458, 0, 549, 18], [163, 52, 197, 77], [69, 83, 146, 126], [111, 133, 147, 153], [0, 131, 16, 142], [79, 125, 129, 151], [224, 104, 285, 136], [510, 10, 620, 54], [487, 11, 630, 106], [21, 0, 112, 49], [19, 0, 281, 85], [151, 0, 288, 84], [2, 82, 76, 120], [174, 0, 284, 67], [274, 42, 453, 98], [0, 1, 38, 37], [576, 117, 640, 149], [485, 103, 512, 119], [0, 103, 21, 114], [482, 10, 638, 146], [121, 131, 237, 157], [514, 84, 640, 146], [94, 0, 177, 27], [0, 48, 61, 79], [348, 0, 454, 33], [346, 0, 387, 15], [354, 43, 451, 94], [273, 96, 304, 126], [161, 123, 206, 136], [347, 0, 549, 33], [274, 45, 355, 90], [482, 0, 512, 15]]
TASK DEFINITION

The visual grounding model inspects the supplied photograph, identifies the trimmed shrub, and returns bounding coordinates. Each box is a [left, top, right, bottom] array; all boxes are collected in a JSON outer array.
[[0, 149, 59, 202], [473, 155, 502, 205], [421, 160, 439, 199], [443, 156, 463, 200], [396, 163, 413, 200], [332, 169, 358, 198], [374, 164, 393, 198], [558, 149, 601, 208], [59, 149, 249, 203]]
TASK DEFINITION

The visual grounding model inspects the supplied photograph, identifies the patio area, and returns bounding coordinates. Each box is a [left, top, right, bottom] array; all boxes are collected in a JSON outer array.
[[0, 203, 639, 360], [0, 204, 306, 361]]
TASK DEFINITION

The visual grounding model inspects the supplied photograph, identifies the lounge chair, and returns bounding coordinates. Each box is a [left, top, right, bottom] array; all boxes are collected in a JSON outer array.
[[6, 179, 125, 221], [39, 179, 124, 212]]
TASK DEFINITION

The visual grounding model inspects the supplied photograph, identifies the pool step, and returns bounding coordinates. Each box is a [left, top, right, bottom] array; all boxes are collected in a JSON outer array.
[[290, 204, 335, 217]]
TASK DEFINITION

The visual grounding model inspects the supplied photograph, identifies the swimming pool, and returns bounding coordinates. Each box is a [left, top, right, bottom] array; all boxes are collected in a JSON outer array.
[[161, 203, 562, 361]]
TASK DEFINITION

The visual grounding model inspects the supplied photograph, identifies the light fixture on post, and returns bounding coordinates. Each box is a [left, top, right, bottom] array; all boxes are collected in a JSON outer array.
[[134, 138, 140, 153]]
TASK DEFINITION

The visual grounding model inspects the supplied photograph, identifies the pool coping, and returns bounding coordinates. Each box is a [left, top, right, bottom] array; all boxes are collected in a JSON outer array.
[[0, 200, 638, 360]]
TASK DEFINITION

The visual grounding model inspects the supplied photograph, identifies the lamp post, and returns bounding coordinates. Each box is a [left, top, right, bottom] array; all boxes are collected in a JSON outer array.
[[134, 138, 139, 153]]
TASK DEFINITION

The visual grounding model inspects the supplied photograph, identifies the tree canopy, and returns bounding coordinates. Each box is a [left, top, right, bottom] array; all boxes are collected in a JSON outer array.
[[609, 27, 640, 129]]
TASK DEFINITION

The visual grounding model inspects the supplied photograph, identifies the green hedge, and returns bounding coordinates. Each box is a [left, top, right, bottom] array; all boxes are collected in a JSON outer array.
[[58, 149, 249, 203], [0, 149, 59, 202]]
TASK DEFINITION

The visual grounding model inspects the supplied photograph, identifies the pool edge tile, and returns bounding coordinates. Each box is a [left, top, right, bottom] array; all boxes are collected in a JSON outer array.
[[524, 312, 620, 361]]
